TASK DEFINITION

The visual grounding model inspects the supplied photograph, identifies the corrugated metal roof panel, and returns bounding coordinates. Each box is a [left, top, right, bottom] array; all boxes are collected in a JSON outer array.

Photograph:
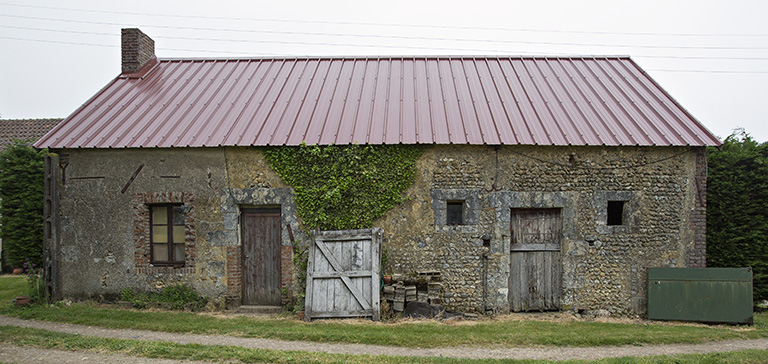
[[35, 56, 721, 149]]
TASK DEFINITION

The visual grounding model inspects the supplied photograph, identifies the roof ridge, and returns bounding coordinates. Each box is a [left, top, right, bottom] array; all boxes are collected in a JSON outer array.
[[158, 55, 634, 62], [0, 118, 64, 122]]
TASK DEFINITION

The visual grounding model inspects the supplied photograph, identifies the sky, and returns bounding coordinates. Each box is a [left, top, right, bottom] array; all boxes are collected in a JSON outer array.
[[1, 0, 767, 142]]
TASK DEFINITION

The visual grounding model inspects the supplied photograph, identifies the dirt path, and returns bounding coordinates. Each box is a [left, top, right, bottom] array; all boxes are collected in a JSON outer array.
[[0, 343, 222, 364], [1, 315, 767, 362]]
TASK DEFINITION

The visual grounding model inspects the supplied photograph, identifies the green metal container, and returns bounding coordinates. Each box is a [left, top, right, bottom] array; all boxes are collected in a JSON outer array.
[[647, 267, 753, 325]]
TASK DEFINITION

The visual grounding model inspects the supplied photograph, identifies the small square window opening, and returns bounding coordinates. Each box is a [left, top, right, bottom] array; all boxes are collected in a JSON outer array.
[[447, 201, 464, 225], [606, 200, 624, 226]]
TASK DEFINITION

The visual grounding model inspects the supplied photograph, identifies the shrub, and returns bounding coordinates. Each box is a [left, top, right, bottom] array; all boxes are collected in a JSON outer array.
[[119, 285, 207, 311], [23, 258, 44, 304], [155, 284, 204, 310]]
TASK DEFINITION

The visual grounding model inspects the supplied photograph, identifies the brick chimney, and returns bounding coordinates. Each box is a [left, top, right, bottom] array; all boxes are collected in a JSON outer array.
[[121, 28, 155, 74]]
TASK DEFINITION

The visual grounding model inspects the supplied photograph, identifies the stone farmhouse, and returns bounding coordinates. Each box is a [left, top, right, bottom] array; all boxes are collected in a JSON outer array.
[[36, 29, 720, 315]]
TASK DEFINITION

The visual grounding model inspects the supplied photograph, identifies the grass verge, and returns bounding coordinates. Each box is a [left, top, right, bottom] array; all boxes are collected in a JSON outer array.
[[1, 303, 766, 348], [1, 326, 767, 364], [0, 275, 26, 304]]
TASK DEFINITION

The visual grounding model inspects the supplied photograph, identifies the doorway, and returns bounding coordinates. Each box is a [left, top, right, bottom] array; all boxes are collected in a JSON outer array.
[[509, 208, 562, 311], [241, 208, 281, 306]]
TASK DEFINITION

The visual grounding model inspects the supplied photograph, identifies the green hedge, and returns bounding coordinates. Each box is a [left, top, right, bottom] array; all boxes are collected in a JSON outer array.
[[0, 141, 45, 268]]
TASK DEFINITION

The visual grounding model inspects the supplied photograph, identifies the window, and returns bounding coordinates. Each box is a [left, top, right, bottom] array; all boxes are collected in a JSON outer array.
[[151, 204, 185, 265], [447, 200, 464, 225], [430, 189, 479, 230], [606, 200, 624, 226]]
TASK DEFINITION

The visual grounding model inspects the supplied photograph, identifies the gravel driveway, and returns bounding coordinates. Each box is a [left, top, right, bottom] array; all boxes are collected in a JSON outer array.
[[1, 315, 767, 362]]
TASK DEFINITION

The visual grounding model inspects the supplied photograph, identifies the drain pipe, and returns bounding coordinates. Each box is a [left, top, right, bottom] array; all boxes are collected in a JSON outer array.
[[482, 252, 488, 313], [481, 234, 491, 314]]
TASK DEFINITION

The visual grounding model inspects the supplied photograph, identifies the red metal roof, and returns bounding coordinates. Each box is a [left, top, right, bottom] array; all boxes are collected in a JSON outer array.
[[35, 56, 721, 148]]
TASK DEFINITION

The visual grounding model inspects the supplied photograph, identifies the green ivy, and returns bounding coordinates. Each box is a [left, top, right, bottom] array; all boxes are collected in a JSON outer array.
[[263, 143, 423, 231]]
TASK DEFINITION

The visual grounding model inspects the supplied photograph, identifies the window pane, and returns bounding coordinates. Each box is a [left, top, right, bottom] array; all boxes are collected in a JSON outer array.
[[172, 226, 185, 243], [153, 226, 168, 243], [153, 244, 168, 261], [447, 201, 464, 225], [152, 206, 167, 225], [172, 206, 185, 225], [173, 243, 185, 262], [607, 201, 625, 226]]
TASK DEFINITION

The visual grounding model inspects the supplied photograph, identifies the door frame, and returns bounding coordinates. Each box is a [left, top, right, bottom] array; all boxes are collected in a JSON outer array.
[[240, 206, 282, 306], [508, 207, 563, 312]]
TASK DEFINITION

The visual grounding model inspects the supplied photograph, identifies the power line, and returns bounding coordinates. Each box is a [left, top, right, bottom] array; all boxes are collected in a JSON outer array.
[[0, 36, 281, 56], [0, 14, 768, 52], [3, 35, 767, 74], [2, 1, 767, 38], [2, 14, 768, 52], [0, 35, 115, 48], [5, 24, 768, 62], [0, 25, 768, 61]]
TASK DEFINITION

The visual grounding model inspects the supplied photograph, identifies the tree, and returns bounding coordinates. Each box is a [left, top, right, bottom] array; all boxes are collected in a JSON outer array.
[[0, 141, 46, 268], [706, 129, 768, 302]]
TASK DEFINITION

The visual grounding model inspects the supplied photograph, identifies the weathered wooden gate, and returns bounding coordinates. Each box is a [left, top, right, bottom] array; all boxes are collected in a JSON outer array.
[[241, 208, 282, 306], [509, 208, 562, 312], [305, 228, 381, 321]]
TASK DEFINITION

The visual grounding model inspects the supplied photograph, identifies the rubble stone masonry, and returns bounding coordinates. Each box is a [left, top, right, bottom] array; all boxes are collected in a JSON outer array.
[[52, 145, 704, 315]]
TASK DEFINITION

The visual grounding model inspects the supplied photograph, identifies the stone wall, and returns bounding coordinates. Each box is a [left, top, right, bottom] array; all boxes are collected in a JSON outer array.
[[52, 144, 704, 315], [375, 145, 704, 315], [53, 147, 305, 308]]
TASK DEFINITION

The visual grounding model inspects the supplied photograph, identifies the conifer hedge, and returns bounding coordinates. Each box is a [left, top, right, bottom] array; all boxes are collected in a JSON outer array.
[[706, 129, 768, 302], [0, 141, 45, 268]]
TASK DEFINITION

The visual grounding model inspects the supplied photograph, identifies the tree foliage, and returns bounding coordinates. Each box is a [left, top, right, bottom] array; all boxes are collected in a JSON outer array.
[[0, 141, 46, 268], [263, 143, 423, 231], [706, 129, 768, 302]]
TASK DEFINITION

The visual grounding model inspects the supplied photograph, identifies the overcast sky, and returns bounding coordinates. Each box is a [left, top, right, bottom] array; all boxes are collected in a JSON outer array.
[[1, 0, 767, 142]]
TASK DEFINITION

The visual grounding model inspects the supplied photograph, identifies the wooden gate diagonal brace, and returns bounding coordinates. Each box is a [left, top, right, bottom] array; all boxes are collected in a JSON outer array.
[[315, 239, 371, 309]]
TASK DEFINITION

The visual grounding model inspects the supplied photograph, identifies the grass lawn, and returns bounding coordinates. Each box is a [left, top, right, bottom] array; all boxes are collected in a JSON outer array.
[[1, 278, 767, 363], [1, 325, 767, 364], [1, 301, 766, 348], [0, 275, 26, 304]]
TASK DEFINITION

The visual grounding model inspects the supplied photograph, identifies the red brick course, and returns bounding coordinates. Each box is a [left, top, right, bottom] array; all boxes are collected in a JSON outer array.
[[226, 246, 241, 298], [133, 192, 196, 273], [225, 238, 294, 304]]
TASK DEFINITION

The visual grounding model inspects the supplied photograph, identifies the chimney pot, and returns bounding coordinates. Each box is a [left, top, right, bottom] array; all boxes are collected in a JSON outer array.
[[121, 28, 155, 74]]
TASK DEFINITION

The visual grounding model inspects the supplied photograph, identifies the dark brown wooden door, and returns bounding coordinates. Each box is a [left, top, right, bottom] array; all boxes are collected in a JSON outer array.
[[241, 209, 281, 306], [509, 208, 562, 312]]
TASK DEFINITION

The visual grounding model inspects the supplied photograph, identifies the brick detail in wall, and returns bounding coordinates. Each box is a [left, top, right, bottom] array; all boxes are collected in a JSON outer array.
[[121, 28, 155, 74], [689, 151, 707, 267], [226, 246, 241, 298], [226, 245, 293, 301], [133, 192, 196, 272]]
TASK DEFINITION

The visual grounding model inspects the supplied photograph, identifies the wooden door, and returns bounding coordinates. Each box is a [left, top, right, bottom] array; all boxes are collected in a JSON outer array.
[[509, 208, 562, 312], [305, 228, 381, 321], [241, 208, 281, 306]]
